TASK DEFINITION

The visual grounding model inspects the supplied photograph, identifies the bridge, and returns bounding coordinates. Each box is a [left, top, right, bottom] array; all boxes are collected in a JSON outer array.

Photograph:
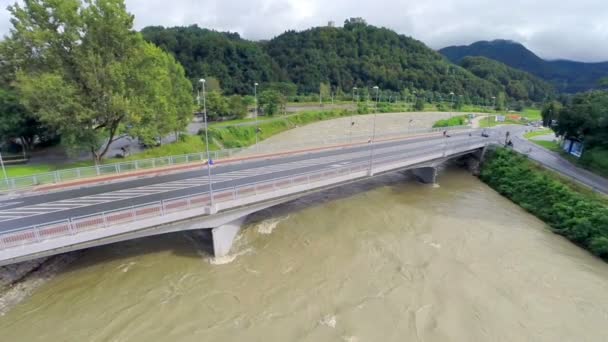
[[0, 130, 489, 266]]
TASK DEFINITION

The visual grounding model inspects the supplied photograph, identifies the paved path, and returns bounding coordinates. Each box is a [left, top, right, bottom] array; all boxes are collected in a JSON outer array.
[[499, 127, 608, 195]]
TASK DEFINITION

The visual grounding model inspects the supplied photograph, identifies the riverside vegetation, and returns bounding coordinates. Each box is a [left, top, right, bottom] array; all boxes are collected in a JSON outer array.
[[480, 148, 608, 260]]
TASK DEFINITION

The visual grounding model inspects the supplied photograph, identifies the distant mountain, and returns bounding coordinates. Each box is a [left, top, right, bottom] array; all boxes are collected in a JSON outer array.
[[439, 40, 608, 93], [459, 56, 555, 102]]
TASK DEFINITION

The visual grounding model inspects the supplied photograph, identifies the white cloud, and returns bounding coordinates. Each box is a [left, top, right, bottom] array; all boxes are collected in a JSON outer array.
[[1, 0, 608, 62]]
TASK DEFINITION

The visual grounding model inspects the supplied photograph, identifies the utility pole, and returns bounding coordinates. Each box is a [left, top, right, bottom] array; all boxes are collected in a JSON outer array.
[[0, 151, 8, 187], [254, 82, 259, 150], [200, 79, 214, 206]]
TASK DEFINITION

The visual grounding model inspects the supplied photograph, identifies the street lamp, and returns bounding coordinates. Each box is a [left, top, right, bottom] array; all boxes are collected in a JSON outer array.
[[373, 86, 380, 112], [350, 87, 358, 143], [490, 96, 496, 128], [0, 151, 8, 187], [199, 78, 214, 206], [254, 82, 259, 150], [369, 86, 380, 175], [449, 91, 455, 118]]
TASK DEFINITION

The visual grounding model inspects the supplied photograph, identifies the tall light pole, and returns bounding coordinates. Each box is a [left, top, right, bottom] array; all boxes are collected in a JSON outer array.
[[254, 82, 259, 150], [0, 151, 8, 187], [374, 86, 380, 112], [200, 79, 214, 206], [449, 91, 455, 118], [350, 87, 358, 143], [490, 96, 496, 128], [369, 86, 380, 175]]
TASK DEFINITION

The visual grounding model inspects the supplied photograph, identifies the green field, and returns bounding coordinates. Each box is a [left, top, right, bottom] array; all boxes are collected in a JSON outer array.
[[478, 116, 521, 128], [532, 140, 561, 152], [523, 128, 553, 139]]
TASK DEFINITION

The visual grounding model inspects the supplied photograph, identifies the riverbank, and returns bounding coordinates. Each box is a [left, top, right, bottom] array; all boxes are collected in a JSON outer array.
[[479, 148, 608, 260]]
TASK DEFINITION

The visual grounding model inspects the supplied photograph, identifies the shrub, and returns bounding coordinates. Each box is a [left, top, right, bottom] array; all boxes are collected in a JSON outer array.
[[480, 148, 608, 260]]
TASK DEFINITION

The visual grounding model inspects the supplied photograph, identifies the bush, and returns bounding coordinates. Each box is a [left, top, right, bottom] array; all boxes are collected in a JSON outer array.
[[480, 148, 608, 260], [432, 115, 467, 128]]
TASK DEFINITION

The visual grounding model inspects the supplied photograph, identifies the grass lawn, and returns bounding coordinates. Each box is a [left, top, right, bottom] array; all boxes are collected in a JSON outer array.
[[520, 108, 542, 120], [478, 116, 521, 128], [524, 129, 553, 139], [532, 139, 562, 152]]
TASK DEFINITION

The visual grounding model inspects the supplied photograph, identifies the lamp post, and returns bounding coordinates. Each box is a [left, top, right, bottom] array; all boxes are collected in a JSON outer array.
[[199, 78, 214, 206], [350, 87, 358, 143], [490, 96, 496, 128], [369, 86, 379, 175], [254, 82, 259, 150], [449, 91, 455, 118], [0, 151, 8, 187]]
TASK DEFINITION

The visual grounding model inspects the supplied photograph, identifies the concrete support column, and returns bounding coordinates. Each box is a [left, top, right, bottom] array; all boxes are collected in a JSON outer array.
[[412, 167, 438, 184], [211, 217, 246, 257]]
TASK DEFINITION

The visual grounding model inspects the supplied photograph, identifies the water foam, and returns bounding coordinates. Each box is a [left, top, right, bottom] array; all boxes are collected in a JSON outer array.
[[320, 314, 337, 328], [207, 247, 254, 265], [256, 215, 289, 235]]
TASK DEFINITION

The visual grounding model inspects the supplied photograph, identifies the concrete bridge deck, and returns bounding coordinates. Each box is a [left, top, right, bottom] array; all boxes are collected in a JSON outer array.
[[0, 130, 488, 266]]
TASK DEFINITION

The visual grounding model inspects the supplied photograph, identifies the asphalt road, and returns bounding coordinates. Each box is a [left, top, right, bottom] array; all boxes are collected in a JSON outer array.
[[0, 131, 485, 232], [499, 126, 608, 194]]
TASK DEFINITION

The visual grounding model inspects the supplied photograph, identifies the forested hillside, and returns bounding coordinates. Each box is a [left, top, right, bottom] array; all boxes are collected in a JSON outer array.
[[440, 40, 608, 93], [141, 26, 287, 94], [460, 56, 555, 102], [143, 20, 518, 102]]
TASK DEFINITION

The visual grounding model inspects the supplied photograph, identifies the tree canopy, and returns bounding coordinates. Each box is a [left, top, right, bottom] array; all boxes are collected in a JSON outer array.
[[2, 0, 193, 161], [459, 56, 555, 102], [142, 21, 541, 103], [552, 91, 608, 148]]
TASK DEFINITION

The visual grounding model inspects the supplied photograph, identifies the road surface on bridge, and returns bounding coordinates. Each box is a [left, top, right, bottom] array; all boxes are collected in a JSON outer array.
[[0, 131, 484, 233]]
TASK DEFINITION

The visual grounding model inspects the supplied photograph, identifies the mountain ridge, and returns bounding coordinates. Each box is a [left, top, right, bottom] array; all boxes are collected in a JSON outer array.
[[439, 40, 608, 93]]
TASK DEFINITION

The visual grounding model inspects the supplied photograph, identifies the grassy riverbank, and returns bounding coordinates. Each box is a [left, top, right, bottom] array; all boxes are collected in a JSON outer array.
[[480, 148, 608, 260]]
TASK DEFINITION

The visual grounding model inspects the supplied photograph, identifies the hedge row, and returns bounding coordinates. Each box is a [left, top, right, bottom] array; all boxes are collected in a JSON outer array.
[[480, 148, 608, 260]]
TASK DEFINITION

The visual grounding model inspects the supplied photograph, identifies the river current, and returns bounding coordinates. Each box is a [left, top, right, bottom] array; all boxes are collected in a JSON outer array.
[[1, 167, 608, 341]]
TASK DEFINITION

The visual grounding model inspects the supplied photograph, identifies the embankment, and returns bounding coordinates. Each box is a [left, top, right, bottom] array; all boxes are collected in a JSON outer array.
[[479, 148, 608, 260]]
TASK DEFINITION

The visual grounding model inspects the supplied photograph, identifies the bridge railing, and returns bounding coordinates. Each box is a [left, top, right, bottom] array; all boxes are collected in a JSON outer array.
[[0, 138, 486, 251], [0, 126, 471, 193]]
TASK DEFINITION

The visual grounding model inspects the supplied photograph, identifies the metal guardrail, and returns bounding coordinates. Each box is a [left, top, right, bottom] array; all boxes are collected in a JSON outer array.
[[0, 138, 485, 250], [0, 126, 470, 192]]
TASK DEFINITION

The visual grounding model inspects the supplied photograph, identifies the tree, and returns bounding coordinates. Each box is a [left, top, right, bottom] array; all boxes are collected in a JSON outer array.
[[228, 95, 248, 119], [541, 101, 563, 127], [259, 90, 285, 116], [0, 87, 48, 152], [319, 82, 331, 103], [3, 0, 193, 161], [495, 92, 507, 111], [206, 91, 229, 120], [414, 97, 425, 111]]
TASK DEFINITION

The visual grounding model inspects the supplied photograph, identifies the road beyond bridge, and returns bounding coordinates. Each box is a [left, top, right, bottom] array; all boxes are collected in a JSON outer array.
[[0, 130, 488, 266]]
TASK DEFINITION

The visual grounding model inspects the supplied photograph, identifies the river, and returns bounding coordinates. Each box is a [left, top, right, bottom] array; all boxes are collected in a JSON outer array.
[[1, 167, 608, 341]]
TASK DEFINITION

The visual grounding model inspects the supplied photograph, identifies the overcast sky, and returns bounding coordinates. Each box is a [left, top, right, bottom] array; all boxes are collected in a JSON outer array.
[[1, 0, 607, 62]]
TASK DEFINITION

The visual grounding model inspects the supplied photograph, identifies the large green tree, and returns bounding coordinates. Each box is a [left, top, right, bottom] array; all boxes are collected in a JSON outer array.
[[0, 87, 46, 151], [554, 91, 608, 148], [2, 0, 193, 161]]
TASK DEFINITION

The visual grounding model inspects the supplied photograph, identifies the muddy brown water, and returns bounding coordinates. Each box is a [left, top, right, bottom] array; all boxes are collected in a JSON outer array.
[[1, 168, 607, 341]]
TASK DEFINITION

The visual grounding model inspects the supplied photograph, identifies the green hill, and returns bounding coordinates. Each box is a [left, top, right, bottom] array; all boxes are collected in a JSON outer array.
[[459, 56, 555, 102], [143, 20, 557, 103], [439, 40, 608, 93]]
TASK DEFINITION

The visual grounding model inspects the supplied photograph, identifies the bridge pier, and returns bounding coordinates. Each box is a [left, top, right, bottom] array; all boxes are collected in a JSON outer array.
[[211, 217, 246, 257], [412, 167, 438, 184]]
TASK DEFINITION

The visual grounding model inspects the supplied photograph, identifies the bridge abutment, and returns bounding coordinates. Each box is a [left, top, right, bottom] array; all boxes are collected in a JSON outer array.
[[412, 167, 438, 184], [211, 217, 246, 257]]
